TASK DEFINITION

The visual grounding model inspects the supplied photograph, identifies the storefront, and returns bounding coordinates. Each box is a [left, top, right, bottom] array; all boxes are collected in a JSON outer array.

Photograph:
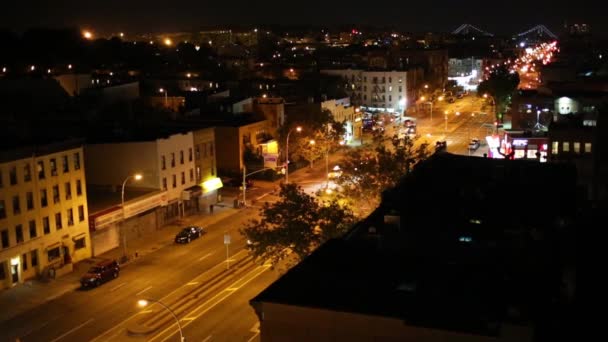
[[503, 131, 549, 162]]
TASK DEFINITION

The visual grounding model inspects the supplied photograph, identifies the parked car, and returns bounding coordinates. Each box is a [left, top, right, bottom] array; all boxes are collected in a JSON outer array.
[[223, 177, 254, 189], [80, 259, 120, 288], [468, 138, 481, 151], [175, 226, 206, 244], [435, 140, 447, 152]]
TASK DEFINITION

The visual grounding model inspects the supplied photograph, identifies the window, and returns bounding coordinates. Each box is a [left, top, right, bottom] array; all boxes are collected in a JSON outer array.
[[50, 158, 57, 176], [55, 212, 62, 230], [389, 95, 392, 101], [22, 253, 28, 271], [171, 153, 175, 167], [76, 180, 82, 196], [399, 86, 402, 92], [181, 172, 185, 185], [161, 156, 166, 170], [65, 182, 72, 200], [0, 170, 2, 188], [0, 200, 6, 219], [389, 77, 392, 83], [27, 192, 33, 210], [29, 220, 37, 238], [0, 262, 4, 279], [67, 208, 74, 226], [43, 217, 50, 234], [9, 166, 17, 185], [364, 95, 367, 100], [180, 150, 184, 164], [73, 152, 81, 170], [585, 143, 592, 153], [12, 195, 20, 215], [189, 148, 193, 161], [196, 167, 201, 182], [162, 177, 167, 190], [75, 237, 86, 250], [47, 247, 60, 262], [574, 142, 581, 153], [40, 189, 48, 207], [52, 185, 60, 204], [552, 141, 558, 154], [37, 160, 45, 179], [78, 205, 85, 222], [15, 225, 23, 243], [210, 143, 214, 156], [62, 155, 69, 173], [190, 169, 194, 182], [389, 86, 392, 92], [195, 146, 200, 159], [562, 142, 570, 152], [172, 175, 177, 188], [1, 230, 8, 248], [398, 78, 402, 83], [31, 250, 38, 267]]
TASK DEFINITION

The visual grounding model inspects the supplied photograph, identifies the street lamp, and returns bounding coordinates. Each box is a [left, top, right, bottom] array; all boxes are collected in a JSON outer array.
[[121, 173, 142, 260], [138, 299, 184, 342], [420, 97, 433, 123], [159, 88, 168, 107], [285, 126, 302, 184]]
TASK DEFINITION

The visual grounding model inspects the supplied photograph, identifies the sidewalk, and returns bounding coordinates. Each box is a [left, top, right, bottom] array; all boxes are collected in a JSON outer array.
[[0, 204, 239, 323]]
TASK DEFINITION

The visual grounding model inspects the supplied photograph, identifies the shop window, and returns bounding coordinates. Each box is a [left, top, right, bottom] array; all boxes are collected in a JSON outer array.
[[574, 142, 580, 153], [47, 247, 61, 262], [29, 220, 37, 238], [552, 141, 558, 155], [562, 142, 570, 152], [75, 238, 86, 250], [78, 205, 85, 222], [585, 143, 592, 153], [16, 225, 23, 243], [31, 250, 38, 267]]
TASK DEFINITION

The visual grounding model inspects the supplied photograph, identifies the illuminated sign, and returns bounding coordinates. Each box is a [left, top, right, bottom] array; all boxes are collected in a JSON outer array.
[[202, 177, 223, 193], [512, 139, 528, 147]]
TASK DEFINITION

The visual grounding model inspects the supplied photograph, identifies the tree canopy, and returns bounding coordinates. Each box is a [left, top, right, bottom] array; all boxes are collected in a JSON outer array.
[[240, 183, 355, 267], [477, 65, 520, 121]]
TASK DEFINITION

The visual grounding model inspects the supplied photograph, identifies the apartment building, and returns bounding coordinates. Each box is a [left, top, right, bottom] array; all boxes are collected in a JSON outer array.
[[320, 98, 361, 143], [320, 69, 410, 114], [1, 142, 91, 290]]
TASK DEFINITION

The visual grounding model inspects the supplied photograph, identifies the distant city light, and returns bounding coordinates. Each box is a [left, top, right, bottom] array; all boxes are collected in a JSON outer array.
[[30, 65, 35, 71], [2, 67, 6, 73], [47, 69, 51, 74], [163, 38, 173, 46], [186, 73, 191, 78], [119, 32, 124, 38], [195, 45, 201, 51], [68, 64, 72, 69], [82, 30, 93, 40]]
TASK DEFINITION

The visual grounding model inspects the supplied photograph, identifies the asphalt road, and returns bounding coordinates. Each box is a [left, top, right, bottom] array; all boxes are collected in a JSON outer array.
[[0, 206, 280, 342]]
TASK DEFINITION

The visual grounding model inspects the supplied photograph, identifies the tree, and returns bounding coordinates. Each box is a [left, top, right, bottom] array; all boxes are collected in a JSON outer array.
[[335, 134, 430, 211], [241, 184, 355, 267], [292, 133, 324, 167], [477, 65, 520, 121]]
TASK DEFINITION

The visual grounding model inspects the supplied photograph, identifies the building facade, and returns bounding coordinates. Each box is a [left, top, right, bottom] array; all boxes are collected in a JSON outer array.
[[320, 98, 361, 143], [214, 119, 272, 175], [1, 143, 91, 290], [192, 128, 222, 211]]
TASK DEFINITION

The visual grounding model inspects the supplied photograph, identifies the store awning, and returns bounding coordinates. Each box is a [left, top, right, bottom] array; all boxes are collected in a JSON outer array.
[[185, 185, 203, 197], [202, 177, 223, 194]]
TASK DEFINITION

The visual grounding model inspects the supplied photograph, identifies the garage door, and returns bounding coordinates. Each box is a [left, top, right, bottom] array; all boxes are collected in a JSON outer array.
[[92, 225, 120, 256]]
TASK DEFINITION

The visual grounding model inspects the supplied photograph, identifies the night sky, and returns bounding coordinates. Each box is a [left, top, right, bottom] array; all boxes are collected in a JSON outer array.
[[2, 0, 604, 36]]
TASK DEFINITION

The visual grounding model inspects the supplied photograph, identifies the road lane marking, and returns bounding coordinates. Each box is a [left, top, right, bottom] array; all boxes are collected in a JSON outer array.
[[109, 282, 127, 292], [247, 332, 260, 342], [199, 252, 213, 261], [136, 286, 152, 296], [202, 335, 213, 342], [186, 281, 199, 285], [153, 265, 270, 342], [250, 322, 260, 333], [50, 318, 94, 342]]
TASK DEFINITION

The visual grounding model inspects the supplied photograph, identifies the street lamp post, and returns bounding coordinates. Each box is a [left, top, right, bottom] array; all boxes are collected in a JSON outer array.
[[121, 174, 142, 260], [138, 299, 184, 342], [285, 126, 302, 184], [242, 166, 277, 206], [420, 97, 433, 123], [159, 88, 168, 107]]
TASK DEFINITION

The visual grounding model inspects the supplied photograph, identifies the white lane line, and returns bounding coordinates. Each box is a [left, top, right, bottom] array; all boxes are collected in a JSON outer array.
[[49, 318, 94, 342], [136, 286, 152, 296], [199, 252, 213, 261], [186, 281, 199, 286], [21, 320, 50, 338], [247, 332, 260, 342], [109, 282, 127, 292], [202, 335, 213, 342]]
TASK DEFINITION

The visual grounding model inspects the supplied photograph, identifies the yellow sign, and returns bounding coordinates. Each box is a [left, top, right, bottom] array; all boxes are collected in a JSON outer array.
[[202, 177, 223, 193]]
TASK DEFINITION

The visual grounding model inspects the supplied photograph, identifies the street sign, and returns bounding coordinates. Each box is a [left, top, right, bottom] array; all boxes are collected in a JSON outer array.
[[224, 234, 231, 245]]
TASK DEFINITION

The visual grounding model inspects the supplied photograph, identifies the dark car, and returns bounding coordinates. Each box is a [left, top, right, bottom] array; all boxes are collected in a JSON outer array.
[[80, 259, 120, 288], [175, 226, 206, 244]]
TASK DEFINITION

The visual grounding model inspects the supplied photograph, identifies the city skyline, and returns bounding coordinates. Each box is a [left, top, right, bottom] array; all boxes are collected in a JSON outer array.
[[2, 0, 603, 36]]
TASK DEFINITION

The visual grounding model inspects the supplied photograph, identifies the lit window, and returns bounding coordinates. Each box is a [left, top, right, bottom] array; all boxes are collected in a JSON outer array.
[[585, 143, 592, 153], [552, 141, 558, 154], [574, 142, 580, 153], [562, 142, 570, 152]]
